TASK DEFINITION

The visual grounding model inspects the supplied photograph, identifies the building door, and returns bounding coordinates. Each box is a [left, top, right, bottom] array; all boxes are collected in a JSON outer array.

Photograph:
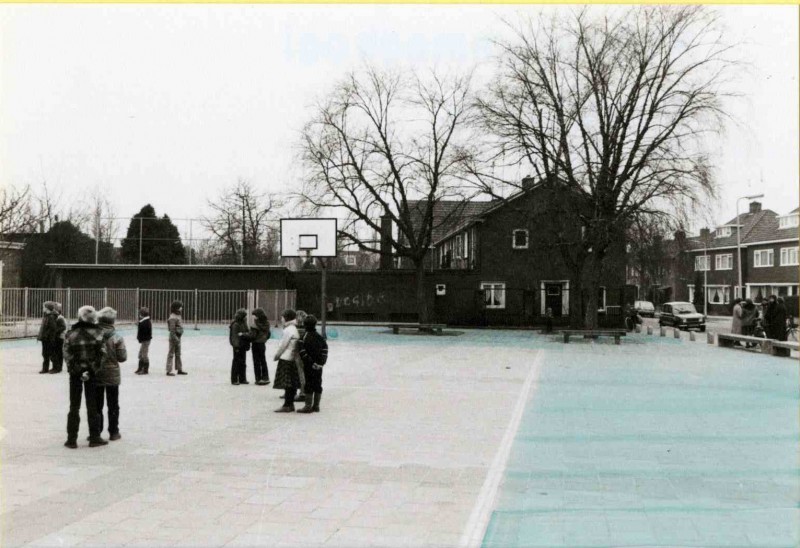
[[545, 283, 562, 317]]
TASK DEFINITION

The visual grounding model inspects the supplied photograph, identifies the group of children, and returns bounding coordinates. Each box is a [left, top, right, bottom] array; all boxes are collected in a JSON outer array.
[[39, 300, 330, 448]]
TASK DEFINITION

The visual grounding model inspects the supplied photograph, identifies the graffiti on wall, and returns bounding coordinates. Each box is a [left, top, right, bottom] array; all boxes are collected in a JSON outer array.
[[332, 292, 388, 309]]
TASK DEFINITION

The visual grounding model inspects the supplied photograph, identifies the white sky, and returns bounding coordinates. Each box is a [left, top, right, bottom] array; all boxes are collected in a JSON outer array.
[[1, 5, 797, 240]]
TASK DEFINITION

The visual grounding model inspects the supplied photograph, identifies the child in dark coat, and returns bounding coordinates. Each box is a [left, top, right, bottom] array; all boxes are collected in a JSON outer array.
[[229, 308, 253, 385], [250, 308, 271, 385], [135, 307, 152, 375], [296, 315, 328, 414]]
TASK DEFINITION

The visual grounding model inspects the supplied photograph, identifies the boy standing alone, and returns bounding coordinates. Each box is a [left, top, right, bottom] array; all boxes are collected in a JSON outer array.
[[166, 300, 187, 376], [136, 307, 152, 375]]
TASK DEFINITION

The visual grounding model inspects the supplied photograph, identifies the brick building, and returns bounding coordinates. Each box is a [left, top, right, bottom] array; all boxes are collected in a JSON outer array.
[[681, 202, 798, 315]]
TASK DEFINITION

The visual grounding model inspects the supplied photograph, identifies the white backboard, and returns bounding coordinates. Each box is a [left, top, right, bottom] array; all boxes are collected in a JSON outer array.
[[280, 218, 338, 258]]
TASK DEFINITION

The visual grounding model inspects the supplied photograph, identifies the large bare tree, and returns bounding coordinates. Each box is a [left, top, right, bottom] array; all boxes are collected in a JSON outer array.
[[203, 180, 282, 264], [476, 6, 731, 327], [299, 67, 479, 322]]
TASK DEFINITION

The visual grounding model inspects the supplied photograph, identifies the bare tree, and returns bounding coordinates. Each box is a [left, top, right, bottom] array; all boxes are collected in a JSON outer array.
[[299, 66, 480, 322], [0, 184, 38, 235], [476, 6, 732, 327], [203, 180, 283, 264]]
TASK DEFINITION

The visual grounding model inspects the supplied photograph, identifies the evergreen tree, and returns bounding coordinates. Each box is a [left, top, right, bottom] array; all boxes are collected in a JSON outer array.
[[120, 205, 185, 264]]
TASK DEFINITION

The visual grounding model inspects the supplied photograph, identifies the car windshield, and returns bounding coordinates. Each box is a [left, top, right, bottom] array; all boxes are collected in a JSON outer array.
[[673, 304, 697, 314]]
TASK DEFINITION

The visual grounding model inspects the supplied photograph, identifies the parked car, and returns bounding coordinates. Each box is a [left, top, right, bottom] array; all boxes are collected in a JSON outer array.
[[633, 300, 655, 318], [658, 301, 706, 331]]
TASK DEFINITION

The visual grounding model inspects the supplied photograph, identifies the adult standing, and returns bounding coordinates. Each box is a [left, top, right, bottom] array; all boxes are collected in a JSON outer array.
[[95, 307, 127, 441], [135, 307, 152, 375], [166, 300, 187, 376], [62, 306, 106, 448], [730, 298, 743, 335], [250, 308, 271, 385], [37, 301, 59, 374], [770, 296, 788, 341], [273, 309, 300, 412], [763, 295, 778, 340], [229, 308, 252, 385], [741, 298, 758, 348]]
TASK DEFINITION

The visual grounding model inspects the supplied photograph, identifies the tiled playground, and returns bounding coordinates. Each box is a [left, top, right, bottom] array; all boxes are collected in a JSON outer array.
[[1, 326, 797, 547]]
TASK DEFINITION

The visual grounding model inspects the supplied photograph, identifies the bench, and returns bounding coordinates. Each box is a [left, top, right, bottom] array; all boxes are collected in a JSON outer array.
[[560, 329, 627, 345], [717, 333, 774, 353], [768, 340, 799, 357], [326, 321, 446, 335]]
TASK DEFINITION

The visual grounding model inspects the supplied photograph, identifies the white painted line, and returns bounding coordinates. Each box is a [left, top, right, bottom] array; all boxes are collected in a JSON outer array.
[[459, 350, 543, 548]]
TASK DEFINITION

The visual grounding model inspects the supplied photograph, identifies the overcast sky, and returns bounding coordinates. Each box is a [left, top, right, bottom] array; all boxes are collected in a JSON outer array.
[[1, 5, 797, 241]]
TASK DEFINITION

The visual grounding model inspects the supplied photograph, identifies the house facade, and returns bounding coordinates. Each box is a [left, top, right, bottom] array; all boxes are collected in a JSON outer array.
[[404, 183, 630, 326], [681, 202, 798, 315]]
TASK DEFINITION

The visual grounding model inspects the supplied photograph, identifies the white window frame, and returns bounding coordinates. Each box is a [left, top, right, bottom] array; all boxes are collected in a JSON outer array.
[[512, 229, 529, 250], [481, 282, 506, 309], [454, 235, 463, 259], [779, 214, 799, 229], [695, 255, 711, 271], [753, 249, 774, 268], [345, 255, 357, 266], [780, 246, 798, 266], [706, 285, 730, 305], [716, 226, 732, 238], [715, 253, 733, 271]]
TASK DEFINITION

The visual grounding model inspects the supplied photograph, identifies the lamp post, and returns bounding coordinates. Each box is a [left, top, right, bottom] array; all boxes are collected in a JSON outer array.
[[703, 234, 709, 317], [736, 193, 765, 301]]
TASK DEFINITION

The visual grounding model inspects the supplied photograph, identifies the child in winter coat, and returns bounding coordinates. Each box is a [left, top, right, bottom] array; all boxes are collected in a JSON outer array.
[[50, 302, 67, 373], [293, 309, 308, 402], [95, 307, 127, 441], [296, 315, 328, 414], [250, 308, 271, 385], [166, 300, 186, 376], [229, 308, 253, 385], [273, 309, 300, 412], [135, 307, 152, 375], [37, 301, 59, 373]]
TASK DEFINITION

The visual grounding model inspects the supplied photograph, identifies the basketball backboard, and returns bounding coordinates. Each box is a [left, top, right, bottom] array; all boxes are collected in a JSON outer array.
[[280, 218, 337, 258]]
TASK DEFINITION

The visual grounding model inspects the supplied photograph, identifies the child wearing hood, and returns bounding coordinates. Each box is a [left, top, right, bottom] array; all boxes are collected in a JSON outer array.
[[135, 307, 152, 375], [50, 302, 67, 373], [95, 307, 127, 441], [296, 315, 328, 414], [250, 308, 271, 385], [229, 308, 253, 385]]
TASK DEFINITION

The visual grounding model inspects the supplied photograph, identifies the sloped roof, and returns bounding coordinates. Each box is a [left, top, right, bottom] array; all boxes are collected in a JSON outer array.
[[687, 209, 772, 249], [405, 199, 494, 246], [744, 210, 799, 244]]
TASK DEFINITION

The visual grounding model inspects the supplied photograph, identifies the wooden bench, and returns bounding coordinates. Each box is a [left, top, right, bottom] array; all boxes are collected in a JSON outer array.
[[326, 321, 446, 335], [717, 333, 773, 353], [560, 329, 627, 345]]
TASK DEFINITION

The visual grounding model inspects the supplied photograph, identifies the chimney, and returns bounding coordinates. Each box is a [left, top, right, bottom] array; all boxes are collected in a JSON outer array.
[[521, 176, 536, 190], [379, 215, 393, 270], [699, 228, 711, 241], [749, 201, 762, 214]]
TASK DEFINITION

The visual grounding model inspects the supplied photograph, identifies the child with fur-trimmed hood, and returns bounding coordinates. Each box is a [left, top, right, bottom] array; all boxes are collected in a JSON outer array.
[[95, 307, 127, 441]]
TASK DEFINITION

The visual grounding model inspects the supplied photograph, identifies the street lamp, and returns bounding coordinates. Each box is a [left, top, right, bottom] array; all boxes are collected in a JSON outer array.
[[736, 193, 765, 301]]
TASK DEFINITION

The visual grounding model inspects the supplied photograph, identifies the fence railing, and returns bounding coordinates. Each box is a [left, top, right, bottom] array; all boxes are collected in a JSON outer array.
[[0, 288, 296, 339]]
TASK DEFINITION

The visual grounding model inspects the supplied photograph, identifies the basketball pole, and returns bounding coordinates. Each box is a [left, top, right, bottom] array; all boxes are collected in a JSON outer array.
[[320, 256, 327, 339]]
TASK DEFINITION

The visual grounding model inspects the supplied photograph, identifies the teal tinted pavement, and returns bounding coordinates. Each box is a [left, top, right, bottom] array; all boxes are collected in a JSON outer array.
[[483, 332, 799, 548]]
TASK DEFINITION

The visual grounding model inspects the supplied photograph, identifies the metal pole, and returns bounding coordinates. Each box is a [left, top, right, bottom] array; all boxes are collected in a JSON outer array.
[[139, 216, 143, 265], [188, 219, 193, 265], [95, 212, 100, 264], [320, 258, 327, 338], [736, 198, 743, 300], [23, 287, 28, 338], [103, 288, 108, 307], [66, 288, 71, 321], [704, 239, 708, 317], [194, 288, 198, 331], [136, 288, 140, 317]]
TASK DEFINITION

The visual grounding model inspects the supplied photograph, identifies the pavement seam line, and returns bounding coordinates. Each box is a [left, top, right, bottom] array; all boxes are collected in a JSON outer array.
[[459, 349, 543, 548]]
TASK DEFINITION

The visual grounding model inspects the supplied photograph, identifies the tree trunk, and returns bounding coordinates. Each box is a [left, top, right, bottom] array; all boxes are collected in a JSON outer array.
[[569, 271, 584, 329], [582, 254, 603, 329], [414, 259, 429, 324]]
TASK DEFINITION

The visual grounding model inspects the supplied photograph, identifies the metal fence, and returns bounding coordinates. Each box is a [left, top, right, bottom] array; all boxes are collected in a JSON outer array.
[[0, 288, 296, 339]]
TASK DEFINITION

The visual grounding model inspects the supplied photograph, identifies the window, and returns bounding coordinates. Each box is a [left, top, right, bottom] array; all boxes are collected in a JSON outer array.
[[481, 282, 506, 309], [454, 235, 463, 258], [345, 255, 357, 266], [753, 249, 774, 268], [707, 286, 730, 305], [779, 214, 799, 229], [716, 226, 732, 238], [512, 229, 529, 249], [780, 247, 798, 266], [715, 254, 733, 270], [695, 255, 710, 271]]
